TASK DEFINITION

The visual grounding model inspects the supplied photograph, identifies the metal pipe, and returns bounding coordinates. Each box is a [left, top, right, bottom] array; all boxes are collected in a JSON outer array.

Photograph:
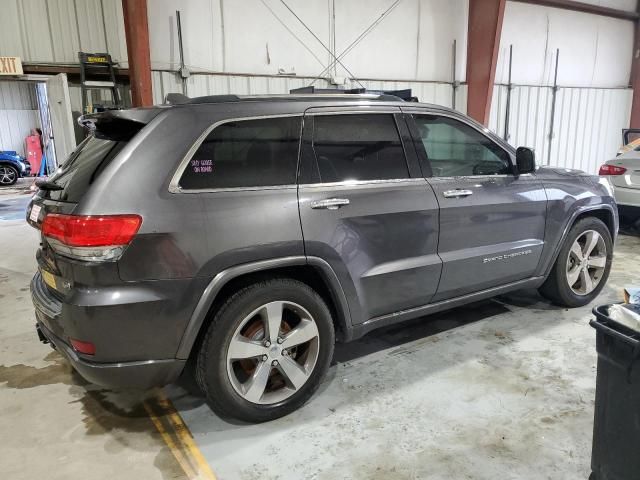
[[279, 0, 365, 88], [309, 0, 402, 87], [452, 39, 457, 110], [504, 44, 513, 141], [176, 10, 187, 95], [547, 48, 560, 165]]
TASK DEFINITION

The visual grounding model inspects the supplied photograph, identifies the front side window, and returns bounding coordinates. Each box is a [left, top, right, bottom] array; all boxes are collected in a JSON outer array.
[[413, 115, 511, 177], [311, 114, 409, 183], [178, 116, 301, 190]]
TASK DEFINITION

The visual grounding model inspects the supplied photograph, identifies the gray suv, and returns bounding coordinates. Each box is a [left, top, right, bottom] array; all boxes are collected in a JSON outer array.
[[28, 94, 617, 422]]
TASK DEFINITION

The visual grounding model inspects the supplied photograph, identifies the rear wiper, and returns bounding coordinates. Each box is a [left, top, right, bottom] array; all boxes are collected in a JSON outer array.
[[35, 179, 63, 191]]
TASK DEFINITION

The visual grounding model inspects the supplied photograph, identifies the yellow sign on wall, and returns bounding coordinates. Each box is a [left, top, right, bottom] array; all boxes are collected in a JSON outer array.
[[86, 56, 108, 64], [0, 56, 23, 75]]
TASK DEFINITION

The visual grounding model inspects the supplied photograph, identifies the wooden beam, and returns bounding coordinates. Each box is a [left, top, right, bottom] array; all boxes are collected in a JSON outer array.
[[466, 0, 506, 125], [510, 0, 638, 21], [122, 0, 153, 107]]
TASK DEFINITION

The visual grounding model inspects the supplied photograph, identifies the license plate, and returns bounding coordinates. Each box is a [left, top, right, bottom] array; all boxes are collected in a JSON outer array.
[[41, 269, 57, 290], [29, 204, 42, 223]]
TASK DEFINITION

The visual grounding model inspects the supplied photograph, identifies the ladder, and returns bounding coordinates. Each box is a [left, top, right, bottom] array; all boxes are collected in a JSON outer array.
[[78, 52, 122, 114]]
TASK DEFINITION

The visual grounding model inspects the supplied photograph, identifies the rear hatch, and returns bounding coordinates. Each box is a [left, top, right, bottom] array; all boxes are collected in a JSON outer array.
[[27, 108, 161, 299]]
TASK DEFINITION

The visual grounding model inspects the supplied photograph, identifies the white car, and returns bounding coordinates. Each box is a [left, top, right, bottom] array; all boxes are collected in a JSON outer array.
[[600, 151, 640, 226]]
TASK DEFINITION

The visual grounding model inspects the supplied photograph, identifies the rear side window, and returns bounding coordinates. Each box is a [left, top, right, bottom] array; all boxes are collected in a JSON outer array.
[[178, 116, 302, 190], [311, 114, 408, 183], [44, 136, 126, 202]]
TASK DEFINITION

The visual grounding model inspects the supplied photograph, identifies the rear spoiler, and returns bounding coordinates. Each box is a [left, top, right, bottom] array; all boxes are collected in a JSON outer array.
[[78, 108, 163, 141]]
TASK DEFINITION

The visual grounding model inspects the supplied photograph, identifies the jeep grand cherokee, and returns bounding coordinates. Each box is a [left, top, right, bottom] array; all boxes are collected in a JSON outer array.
[[28, 94, 617, 422]]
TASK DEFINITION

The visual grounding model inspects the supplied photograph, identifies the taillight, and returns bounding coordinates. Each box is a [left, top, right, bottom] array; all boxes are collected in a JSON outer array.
[[41, 214, 142, 261], [599, 164, 627, 176]]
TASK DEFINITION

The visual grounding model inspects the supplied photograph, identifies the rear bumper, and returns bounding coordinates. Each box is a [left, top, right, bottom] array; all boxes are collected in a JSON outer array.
[[35, 321, 185, 389], [30, 271, 187, 389], [610, 183, 640, 208], [617, 204, 640, 221]]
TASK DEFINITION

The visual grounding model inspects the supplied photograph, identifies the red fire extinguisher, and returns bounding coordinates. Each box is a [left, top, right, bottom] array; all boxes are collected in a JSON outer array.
[[25, 129, 43, 176]]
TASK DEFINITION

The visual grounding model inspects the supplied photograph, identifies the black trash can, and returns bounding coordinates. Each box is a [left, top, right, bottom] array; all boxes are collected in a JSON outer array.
[[590, 304, 640, 480]]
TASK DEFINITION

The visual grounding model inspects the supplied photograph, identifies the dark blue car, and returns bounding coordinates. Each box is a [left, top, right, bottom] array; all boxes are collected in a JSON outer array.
[[0, 151, 31, 186]]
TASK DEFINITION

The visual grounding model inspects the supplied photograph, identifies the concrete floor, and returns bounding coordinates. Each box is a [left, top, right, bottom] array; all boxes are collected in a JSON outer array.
[[170, 234, 639, 479], [0, 193, 186, 480], [1, 188, 639, 479]]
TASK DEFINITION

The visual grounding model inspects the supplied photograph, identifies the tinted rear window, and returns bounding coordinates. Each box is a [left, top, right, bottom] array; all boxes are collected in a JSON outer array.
[[44, 136, 126, 202], [178, 116, 302, 190]]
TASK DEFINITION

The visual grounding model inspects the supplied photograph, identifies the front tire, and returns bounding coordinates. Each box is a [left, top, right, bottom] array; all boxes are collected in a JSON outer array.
[[539, 217, 613, 307], [196, 278, 335, 423]]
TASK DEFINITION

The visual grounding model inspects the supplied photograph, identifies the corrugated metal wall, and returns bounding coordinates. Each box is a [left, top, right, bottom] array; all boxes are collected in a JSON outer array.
[[489, 85, 632, 173], [1, 0, 127, 65], [1, 0, 633, 174], [152, 70, 631, 174], [0, 81, 40, 156], [150, 71, 468, 113]]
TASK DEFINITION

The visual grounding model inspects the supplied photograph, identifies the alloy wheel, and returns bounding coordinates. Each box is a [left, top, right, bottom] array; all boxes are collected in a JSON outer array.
[[226, 301, 320, 405], [565, 230, 607, 296], [0, 167, 17, 185]]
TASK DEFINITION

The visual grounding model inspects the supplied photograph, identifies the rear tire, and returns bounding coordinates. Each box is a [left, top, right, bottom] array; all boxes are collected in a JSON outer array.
[[539, 217, 613, 307], [196, 278, 335, 423]]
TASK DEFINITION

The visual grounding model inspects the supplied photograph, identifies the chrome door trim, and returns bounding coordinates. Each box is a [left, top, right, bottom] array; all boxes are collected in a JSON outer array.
[[171, 184, 298, 194], [298, 178, 426, 189]]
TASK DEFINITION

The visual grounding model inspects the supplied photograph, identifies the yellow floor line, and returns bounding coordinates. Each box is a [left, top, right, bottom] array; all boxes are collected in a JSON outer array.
[[144, 400, 198, 479], [144, 390, 217, 480]]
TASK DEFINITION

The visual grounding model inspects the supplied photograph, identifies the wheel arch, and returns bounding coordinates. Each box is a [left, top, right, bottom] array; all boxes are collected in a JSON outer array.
[[175, 256, 353, 360], [574, 208, 616, 241], [543, 204, 617, 278], [0, 162, 20, 172]]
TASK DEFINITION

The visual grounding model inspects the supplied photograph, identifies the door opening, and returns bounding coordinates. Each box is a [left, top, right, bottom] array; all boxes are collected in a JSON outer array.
[[0, 74, 75, 178]]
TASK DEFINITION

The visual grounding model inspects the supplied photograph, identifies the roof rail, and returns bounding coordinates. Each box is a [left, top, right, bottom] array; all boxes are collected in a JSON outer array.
[[186, 95, 242, 104], [289, 86, 418, 102], [161, 91, 413, 106], [163, 94, 241, 105]]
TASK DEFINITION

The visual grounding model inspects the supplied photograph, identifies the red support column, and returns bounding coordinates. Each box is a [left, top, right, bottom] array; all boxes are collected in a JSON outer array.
[[630, 17, 640, 129], [466, 0, 506, 125], [122, 0, 153, 107]]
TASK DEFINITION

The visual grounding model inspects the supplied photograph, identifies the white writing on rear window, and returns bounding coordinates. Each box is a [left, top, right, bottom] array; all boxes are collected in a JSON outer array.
[[190, 159, 213, 174]]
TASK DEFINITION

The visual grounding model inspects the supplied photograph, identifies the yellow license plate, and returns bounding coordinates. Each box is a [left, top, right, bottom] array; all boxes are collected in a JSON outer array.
[[41, 270, 57, 290]]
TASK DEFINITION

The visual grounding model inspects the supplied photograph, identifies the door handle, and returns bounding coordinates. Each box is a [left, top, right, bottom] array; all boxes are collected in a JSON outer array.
[[442, 189, 473, 198], [310, 198, 350, 210]]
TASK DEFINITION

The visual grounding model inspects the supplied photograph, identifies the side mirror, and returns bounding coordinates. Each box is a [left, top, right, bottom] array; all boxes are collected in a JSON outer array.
[[515, 147, 536, 174]]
